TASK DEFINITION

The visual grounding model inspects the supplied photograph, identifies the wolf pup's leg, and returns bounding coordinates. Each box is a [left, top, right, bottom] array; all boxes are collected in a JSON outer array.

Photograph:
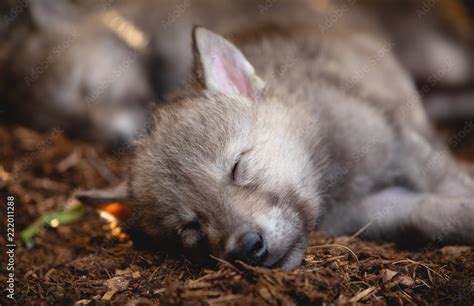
[[321, 187, 474, 247]]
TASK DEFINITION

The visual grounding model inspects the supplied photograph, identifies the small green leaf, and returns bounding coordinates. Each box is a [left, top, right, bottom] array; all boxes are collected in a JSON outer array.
[[20, 203, 87, 248]]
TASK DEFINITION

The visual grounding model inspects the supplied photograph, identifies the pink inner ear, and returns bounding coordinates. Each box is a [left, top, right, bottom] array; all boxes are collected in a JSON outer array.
[[214, 50, 254, 98]]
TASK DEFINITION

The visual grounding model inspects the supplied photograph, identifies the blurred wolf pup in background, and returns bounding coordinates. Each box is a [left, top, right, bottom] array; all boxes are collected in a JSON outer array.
[[78, 9, 474, 270], [0, 0, 154, 143]]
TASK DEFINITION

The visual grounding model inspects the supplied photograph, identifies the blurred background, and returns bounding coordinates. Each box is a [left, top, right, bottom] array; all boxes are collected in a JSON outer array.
[[0, 0, 473, 144]]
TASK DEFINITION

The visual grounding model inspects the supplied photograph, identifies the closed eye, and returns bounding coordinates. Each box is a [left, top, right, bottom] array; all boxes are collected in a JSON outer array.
[[231, 160, 240, 181], [230, 149, 252, 182]]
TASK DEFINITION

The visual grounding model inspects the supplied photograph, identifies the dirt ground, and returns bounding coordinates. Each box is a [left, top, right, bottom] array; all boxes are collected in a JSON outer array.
[[0, 124, 473, 305]]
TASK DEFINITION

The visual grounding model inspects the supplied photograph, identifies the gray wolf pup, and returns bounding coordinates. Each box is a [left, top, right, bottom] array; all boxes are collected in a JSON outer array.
[[79, 21, 474, 269]]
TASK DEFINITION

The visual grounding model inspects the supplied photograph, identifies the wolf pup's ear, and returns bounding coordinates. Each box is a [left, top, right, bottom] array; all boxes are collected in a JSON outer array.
[[30, 0, 79, 31], [192, 27, 266, 99], [75, 183, 131, 221]]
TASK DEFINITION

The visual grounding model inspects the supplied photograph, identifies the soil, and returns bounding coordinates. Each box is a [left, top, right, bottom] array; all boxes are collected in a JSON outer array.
[[0, 124, 473, 305]]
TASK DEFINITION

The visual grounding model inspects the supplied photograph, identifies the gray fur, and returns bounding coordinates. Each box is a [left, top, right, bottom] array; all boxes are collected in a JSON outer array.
[[122, 20, 474, 270], [67, 3, 474, 269]]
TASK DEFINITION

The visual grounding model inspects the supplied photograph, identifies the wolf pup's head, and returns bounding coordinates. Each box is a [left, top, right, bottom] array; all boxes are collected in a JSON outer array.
[[80, 28, 323, 269]]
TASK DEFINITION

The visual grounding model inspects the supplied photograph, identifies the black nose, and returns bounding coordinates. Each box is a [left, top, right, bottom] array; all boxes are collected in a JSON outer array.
[[230, 232, 267, 265]]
